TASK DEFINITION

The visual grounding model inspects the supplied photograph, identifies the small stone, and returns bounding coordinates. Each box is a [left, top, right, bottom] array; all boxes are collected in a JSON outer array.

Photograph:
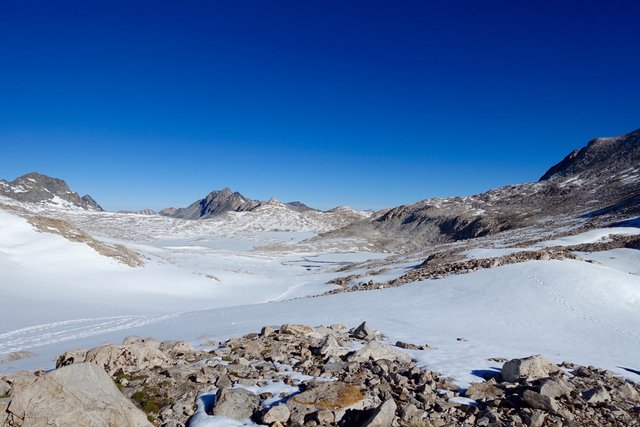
[[1, 351, 36, 363], [395, 341, 420, 350], [465, 380, 503, 400]]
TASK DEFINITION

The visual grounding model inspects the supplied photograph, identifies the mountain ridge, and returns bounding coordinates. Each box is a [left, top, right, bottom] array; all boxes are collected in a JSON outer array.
[[322, 127, 640, 251], [0, 172, 103, 211]]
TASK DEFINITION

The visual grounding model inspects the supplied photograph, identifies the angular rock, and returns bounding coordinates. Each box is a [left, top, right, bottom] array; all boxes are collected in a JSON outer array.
[[502, 355, 560, 382], [6, 363, 151, 426], [522, 390, 559, 413], [262, 403, 290, 424], [615, 382, 640, 402], [317, 335, 347, 359], [212, 388, 259, 419], [583, 387, 611, 404], [538, 378, 572, 399], [363, 399, 397, 426], [351, 322, 376, 341], [348, 341, 412, 364]]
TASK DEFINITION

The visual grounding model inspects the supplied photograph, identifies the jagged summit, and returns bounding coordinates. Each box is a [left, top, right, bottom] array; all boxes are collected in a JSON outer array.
[[0, 172, 103, 211], [161, 187, 262, 219], [161, 188, 330, 219], [540, 128, 640, 181]]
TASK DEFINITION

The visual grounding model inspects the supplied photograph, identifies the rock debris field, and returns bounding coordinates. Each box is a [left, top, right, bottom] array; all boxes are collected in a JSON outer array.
[[1, 322, 639, 427]]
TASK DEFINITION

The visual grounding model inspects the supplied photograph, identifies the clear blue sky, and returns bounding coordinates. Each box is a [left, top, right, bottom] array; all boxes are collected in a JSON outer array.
[[1, 1, 639, 211]]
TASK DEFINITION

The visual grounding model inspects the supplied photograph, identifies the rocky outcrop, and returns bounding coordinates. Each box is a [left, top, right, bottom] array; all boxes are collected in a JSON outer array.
[[4, 363, 151, 426], [0, 172, 103, 211]]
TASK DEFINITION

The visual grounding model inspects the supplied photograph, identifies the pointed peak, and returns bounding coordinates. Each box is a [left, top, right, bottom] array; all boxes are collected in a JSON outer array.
[[265, 197, 280, 205]]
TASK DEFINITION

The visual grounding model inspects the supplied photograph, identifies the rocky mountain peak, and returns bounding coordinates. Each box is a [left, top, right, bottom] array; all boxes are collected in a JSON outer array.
[[162, 187, 261, 219], [161, 188, 334, 219], [540, 128, 640, 181], [0, 172, 103, 211]]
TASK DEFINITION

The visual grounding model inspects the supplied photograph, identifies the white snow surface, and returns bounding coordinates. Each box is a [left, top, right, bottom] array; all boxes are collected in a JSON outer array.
[[1, 202, 640, 388], [530, 226, 640, 249]]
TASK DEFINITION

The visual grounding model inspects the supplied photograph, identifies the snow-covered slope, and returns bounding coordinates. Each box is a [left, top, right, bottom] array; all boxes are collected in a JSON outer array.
[[0, 202, 382, 350], [3, 255, 640, 388], [1, 191, 640, 390]]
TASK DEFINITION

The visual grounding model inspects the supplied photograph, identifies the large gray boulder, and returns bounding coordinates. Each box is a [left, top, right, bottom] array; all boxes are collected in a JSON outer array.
[[6, 363, 151, 426], [81, 341, 171, 375], [502, 355, 560, 382], [212, 388, 259, 420], [348, 341, 412, 364]]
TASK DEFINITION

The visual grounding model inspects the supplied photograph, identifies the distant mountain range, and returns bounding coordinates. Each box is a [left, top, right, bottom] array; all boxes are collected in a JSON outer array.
[[0, 172, 103, 211], [159, 188, 319, 219], [2, 128, 638, 243]]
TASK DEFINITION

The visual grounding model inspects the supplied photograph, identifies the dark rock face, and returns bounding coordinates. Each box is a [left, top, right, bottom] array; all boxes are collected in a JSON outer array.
[[80, 194, 104, 211], [0, 172, 103, 211]]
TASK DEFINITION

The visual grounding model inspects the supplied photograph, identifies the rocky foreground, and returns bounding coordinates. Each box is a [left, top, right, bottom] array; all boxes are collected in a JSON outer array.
[[1, 323, 639, 426]]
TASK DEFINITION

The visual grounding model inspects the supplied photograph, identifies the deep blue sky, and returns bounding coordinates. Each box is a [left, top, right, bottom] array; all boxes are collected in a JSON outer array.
[[1, 1, 639, 211]]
